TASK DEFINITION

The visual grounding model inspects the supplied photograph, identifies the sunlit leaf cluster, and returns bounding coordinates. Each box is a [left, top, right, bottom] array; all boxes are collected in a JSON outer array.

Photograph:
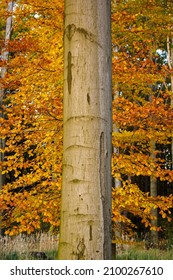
[[112, 0, 173, 237], [0, 0, 173, 238], [0, 0, 64, 234]]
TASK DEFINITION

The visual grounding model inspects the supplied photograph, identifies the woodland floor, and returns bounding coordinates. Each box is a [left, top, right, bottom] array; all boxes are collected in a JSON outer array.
[[0, 233, 173, 260]]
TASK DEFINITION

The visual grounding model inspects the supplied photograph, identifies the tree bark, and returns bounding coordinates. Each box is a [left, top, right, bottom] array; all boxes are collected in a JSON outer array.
[[0, 1, 14, 235], [167, 36, 173, 171], [0, 1, 14, 189], [58, 0, 112, 260], [150, 139, 158, 247]]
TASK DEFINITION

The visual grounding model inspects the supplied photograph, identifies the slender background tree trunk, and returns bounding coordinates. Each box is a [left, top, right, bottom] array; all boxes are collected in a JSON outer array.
[[0, 1, 13, 188], [0, 1, 14, 235], [167, 36, 173, 171], [150, 139, 158, 247], [58, 0, 112, 260]]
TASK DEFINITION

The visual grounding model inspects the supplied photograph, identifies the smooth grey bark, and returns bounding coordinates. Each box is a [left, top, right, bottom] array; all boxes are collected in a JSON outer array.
[[150, 140, 158, 247], [0, 1, 14, 188], [58, 0, 112, 260], [167, 36, 173, 171], [0, 1, 14, 234]]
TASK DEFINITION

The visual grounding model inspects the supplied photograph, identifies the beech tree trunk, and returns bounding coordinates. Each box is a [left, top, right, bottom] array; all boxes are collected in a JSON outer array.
[[150, 140, 158, 247], [58, 0, 112, 260], [0, 1, 14, 189], [0, 2, 14, 235], [167, 36, 173, 171], [149, 90, 158, 247]]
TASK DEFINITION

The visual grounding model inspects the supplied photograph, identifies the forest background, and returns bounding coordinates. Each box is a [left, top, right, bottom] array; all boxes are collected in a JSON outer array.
[[0, 0, 173, 250]]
